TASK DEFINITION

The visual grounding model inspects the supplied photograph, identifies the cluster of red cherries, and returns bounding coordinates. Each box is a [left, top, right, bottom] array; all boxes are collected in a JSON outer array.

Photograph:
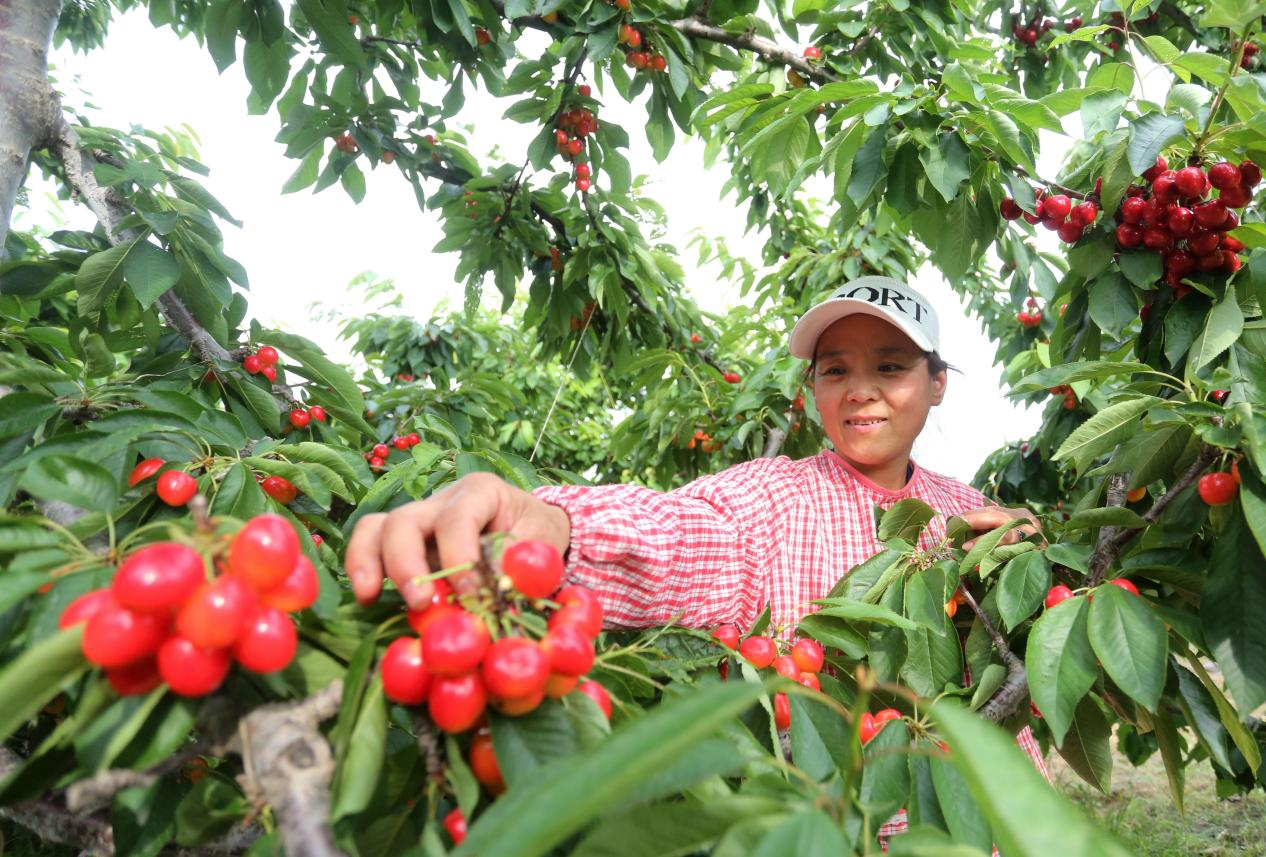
[[1015, 296, 1043, 328], [1112, 155, 1259, 294], [722, 370, 741, 384], [60, 514, 314, 697], [378, 540, 612, 735], [555, 84, 598, 193], [1047, 384, 1079, 410], [287, 405, 327, 429], [129, 457, 298, 506], [242, 345, 281, 381], [711, 625, 825, 730], [364, 432, 423, 471], [999, 190, 1099, 244], [618, 24, 667, 73]]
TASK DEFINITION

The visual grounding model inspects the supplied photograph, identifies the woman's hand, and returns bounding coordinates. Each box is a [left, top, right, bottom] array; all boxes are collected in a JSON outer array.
[[958, 504, 1043, 552], [344, 473, 572, 610]]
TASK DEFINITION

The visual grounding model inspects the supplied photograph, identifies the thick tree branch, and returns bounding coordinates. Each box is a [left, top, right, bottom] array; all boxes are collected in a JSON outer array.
[[0, 0, 64, 258], [1085, 445, 1220, 586], [1085, 473, 1129, 587], [761, 408, 795, 458], [668, 18, 836, 84]]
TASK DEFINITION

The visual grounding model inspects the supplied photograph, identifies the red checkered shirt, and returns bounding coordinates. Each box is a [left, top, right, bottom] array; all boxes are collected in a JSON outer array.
[[532, 448, 1051, 845]]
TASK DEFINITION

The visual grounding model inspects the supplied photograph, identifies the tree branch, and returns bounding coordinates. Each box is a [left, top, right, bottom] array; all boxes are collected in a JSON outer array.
[[1085, 473, 1128, 587], [761, 408, 795, 458], [0, 0, 63, 257], [960, 586, 1028, 724], [667, 18, 836, 84], [1085, 445, 1220, 587]]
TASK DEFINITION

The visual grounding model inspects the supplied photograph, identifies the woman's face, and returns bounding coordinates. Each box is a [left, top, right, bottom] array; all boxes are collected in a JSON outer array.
[[810, 313, 946, 486]]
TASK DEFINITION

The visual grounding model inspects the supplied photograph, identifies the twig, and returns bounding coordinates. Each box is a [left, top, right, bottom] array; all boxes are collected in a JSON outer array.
[[761, 408, 795, 458], [1085, 445, 1220, 586], [1085, 473, 1128, 587], [667, 18, 836, 84]]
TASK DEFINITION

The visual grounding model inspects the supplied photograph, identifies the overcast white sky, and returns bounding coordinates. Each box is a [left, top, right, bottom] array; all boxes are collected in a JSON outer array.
[[16, 8, 1080, 484]]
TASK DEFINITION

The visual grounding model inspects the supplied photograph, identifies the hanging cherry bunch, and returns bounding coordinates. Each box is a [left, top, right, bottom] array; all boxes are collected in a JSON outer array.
[[1234, 40, 1260, 70], [1010, 13, 1053, 48], [1016, 296, 1043, 327], [60, 514, 314, 697], [1048, 384, 1078, 410], [241, 344, 279, 382], [364, 432, 422, 471], [287, 404, 327, 429], [378, 539, 612, 733], [1113, 155, 1260, 297], [554, 83, 598, 193], [711, 624, 826, 730], [999, 188, 1099, 244], [618, 23, 666, 73]]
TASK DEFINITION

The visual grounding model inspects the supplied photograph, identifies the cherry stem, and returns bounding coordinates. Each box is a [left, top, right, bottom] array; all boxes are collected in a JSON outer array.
[[410, 561, 474, 588]]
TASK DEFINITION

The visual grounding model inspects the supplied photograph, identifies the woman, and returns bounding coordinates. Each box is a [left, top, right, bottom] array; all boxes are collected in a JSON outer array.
[[345, 275, 1049, 840]]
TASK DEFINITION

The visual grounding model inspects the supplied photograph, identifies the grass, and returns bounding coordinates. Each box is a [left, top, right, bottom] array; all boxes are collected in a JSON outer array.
[[1054, 748, 1266, 856]]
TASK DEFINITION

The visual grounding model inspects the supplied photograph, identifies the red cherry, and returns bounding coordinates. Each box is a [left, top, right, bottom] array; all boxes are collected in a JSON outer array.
[[1193, 200, 1228, 228], [1223, 251, 1243, 273], [258, 555, 319, 613], [791, 638, 825, 673], [1141, 155, 1167, 182], [405, 432, 421, 445], [773, 693, 791, 730], [575, 177, 592, 192], [1240, 161, 1262, 187], [1218, 183, 1252, 208], [288, 409, 310, 429], [1022, 210, 1041, 225], [576, 84, 592, 97], [443, 808, 467, 845], [1115, 224, 1143, 247], [999, 197, 1022, 220], [422, 610, 491, 676], [859, 712, 878, 744], [771, 655, 800, 680], [1042, 194, 1071, 219], [1164, 249, 1195, 277], [739, 635, 777, 668], [106, 658, 163, 696], [233, 606, 298, 673], [1152, 171, 1178, 200], [1208, 162, 1241, 190], [1041, 215, 1064, 232], [372, 443, 391, 459], [242, 354, 263, 374], [1187, 230, 1221, 255], [60, 588, 114, 629], [1222, 235, 1245, 253], [482, 636, 550, 699], [575, 163, 592, 180], [577, 679, 612, 720], [1070, 201, 1098, 226], [542, 624, 596, 677], [112, 542, 206, 614], [1174, 166, 1208, 199], [712, 624, 740, 650], [261, 475, 298, 505], [128, 458, 166, 487], [304, 406, 326, 423], [1107, 578, 1140, 596], [380, 637, 430, 704], [428, 672, 488, 733], [803, 45, 821, 59], [475, 27, 491, 45], [1142, 226, 1173, 251], [1121, 196, 1146, 224], [1044, 584, 1075, 609], [1166, 206, 1194, 237], [156, 471, 197, 507], [555, 129, 569, 147], [229, 514, 301, 590], [176, 575, 255, 649], [501, 540, 564, 598], [798, 672, 821, 691], [566, 138, 584, 156], [469, 728, 504, 793], [392, 437, 410, 451], [551, 585, 603, 638], [256, 346, 279, 365], [158, 636, 231, 697], [82, 597, 169, 667], [368, 455, 385, 469], [261, 365, 277, 382], [1217, 209, 1239, 232], [875, 708, 902, 726], [1057, 220, 1083, 243]]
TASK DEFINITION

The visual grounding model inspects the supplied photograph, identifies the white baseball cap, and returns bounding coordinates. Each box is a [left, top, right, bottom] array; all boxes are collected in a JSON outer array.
[[788, 276, 940, 359]]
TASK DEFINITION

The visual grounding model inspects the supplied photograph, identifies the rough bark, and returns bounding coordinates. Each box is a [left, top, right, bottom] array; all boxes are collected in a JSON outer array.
[[0, 0, 63, 257]]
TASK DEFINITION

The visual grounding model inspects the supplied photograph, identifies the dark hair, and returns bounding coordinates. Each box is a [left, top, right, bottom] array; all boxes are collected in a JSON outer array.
[[803, 350, 957, 382]]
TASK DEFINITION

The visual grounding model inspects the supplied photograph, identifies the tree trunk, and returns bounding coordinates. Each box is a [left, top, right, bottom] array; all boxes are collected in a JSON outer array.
[[0, 0, 63, 260]]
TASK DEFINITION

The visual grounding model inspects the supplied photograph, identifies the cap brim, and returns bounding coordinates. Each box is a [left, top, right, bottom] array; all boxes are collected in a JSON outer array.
[[788, 300, 935, 360]]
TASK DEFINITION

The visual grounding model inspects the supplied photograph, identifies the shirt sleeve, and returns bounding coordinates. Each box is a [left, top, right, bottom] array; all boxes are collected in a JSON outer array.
[[531, 458, 792, 630]]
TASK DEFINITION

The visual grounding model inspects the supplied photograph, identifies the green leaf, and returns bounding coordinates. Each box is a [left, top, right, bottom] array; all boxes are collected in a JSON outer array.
[[929, 753, 993, 852], [341, 162, 366, 203], [282, 146, 323, 194], [959, 518, 1026, 576], [122, 242, 180, 308], [847, 124, 888, 204], [810, 599, 919, 630], [1012, 361, 1153, 394], [1186, 653, 1261, 775], [1054, 396, 1161, 471], [1201, 0, 1266, 29], [295, 0, 367, 70], [788, 693, 851, 781], [858, 720, 909, 818], [491, 701, 580, 787], [1089, 273, 1138, 338], [1201, 509, 1266, 714], [0, 627, 88, 743], [453, 681, 768, 857], [570, 798, 784, 857], [919, 131, 970, 203], [76, 240, 137, 320], [750, 810, 849, 857], [18, 455, 119, 513], [331, 679, 386, 820], [0, 392, 60, 439], [877, 499, 937, 542], [1187, 284, 1244, 375], [1025, 596, 1097, 745], [930, 701, 1133, 857], [1088, 584, 1167, 712], [1174, 52, 1230, 85], [1173, 664, 1233, 772], [997, 551, 1052, 631], [1127, 113, 1187, 176], [1058, 694, 1113, 792]]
